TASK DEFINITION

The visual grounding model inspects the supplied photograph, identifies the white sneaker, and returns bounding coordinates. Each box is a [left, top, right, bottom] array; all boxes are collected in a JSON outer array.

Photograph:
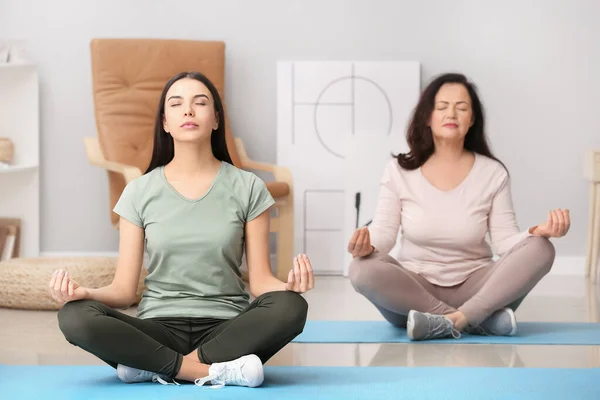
[[195, 354, 264, 389], [117, 364, 175, 385]]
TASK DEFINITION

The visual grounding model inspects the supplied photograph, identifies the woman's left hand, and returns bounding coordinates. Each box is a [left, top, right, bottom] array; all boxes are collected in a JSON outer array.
[[285, 254, 315, 293], [530, 208, 570, 238]]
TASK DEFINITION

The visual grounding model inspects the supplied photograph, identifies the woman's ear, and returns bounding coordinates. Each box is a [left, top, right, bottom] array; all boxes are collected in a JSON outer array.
[[163, 115, 169, 133], [213, 112, 219, 130]]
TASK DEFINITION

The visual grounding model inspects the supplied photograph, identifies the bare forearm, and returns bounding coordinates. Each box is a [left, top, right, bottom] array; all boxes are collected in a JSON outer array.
[[250, 275, 287, 298], [85, 284, 136, 309]]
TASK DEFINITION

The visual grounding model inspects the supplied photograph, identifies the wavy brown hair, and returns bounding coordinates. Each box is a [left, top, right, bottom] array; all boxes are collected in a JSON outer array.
[[396, 73, 505, 170]]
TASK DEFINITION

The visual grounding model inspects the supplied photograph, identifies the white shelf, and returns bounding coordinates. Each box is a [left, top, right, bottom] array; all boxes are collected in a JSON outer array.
[[0, 62, 35, 69], [0, 164, 38, 174], [0, 52, 40, 258]]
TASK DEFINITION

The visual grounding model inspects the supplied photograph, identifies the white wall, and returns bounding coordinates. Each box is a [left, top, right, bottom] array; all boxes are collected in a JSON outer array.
[[1, 0, 599, 262]]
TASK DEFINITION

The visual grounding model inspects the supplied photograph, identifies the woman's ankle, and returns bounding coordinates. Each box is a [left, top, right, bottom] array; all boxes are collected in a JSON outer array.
[[175, 356, 210, 382], [445, 311, 469, 331], [184, 349, 202, 363]]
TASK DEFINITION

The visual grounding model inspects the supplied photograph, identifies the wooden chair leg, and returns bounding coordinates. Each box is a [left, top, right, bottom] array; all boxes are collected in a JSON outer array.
[[587, 279, 599, 322], [591, 183, 600, 283], [587, 184, 594, 277], [587, 182, 597, 278], [275, 201, 294, 281]]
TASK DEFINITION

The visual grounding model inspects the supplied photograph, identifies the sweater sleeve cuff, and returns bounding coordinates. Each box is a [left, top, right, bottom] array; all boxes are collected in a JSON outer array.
[[522, 229, 534, 240]]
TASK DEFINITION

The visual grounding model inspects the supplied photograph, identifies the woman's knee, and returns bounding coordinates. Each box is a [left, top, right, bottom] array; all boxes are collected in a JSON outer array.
[[348, 253, 384, 293], [348, 256, 368, 289], [526, 236, 556, 274], [57, 299, 98, 344], [264, 291, 308, 331]]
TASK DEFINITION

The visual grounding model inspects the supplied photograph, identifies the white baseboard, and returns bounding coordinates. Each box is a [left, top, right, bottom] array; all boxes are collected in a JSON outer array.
[[39, 252, 586, 277]]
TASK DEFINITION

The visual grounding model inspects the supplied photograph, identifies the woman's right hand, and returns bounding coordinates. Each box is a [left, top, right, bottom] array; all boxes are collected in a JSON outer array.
[[347, 227, 375, 258], [48, 269, 89, 304]]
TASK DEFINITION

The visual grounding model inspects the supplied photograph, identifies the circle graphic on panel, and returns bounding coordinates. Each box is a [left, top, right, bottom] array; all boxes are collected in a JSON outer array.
[[314, 76, 393, 159]]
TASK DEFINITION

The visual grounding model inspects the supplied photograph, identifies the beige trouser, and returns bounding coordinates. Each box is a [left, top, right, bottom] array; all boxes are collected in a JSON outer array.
[[348, 236, 556, 327]]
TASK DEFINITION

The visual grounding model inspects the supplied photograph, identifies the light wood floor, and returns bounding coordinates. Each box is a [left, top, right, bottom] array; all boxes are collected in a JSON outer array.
[[1, 274, 599, 369]]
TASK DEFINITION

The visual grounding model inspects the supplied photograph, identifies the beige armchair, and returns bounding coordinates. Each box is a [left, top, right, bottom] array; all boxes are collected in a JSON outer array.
[[85, 38, 294, 281]]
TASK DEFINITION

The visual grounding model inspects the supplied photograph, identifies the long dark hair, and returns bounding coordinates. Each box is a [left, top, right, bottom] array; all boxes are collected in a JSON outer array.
[[145, 71, 233, 174], [396, 72, 505, 170]]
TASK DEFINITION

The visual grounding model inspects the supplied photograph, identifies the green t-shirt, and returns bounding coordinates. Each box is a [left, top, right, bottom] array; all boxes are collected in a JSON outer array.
[[112, 161, 275, 320]]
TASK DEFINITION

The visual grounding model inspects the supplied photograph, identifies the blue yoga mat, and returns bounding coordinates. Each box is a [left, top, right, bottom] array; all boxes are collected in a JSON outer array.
[[1, 364, 598, 399], [292, 321, 600, 345]]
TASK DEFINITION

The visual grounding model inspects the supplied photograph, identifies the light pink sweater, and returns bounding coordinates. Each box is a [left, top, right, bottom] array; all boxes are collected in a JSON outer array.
[[370, 153, 532, 286]]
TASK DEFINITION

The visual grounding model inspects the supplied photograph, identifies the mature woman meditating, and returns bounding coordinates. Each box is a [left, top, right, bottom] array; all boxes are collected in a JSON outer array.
[[346, 72, 570, 341]]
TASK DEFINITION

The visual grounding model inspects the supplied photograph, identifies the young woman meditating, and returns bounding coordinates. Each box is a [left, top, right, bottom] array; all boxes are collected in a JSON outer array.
[[49, 71, 314, 387]]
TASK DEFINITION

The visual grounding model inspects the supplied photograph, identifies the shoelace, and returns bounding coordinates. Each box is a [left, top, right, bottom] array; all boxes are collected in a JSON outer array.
[[152, 375, 180, 386], [119, 366, 180, 386], [424, 313, 461, 339], [465, 325, 491, 336], [194, 362, 247, 389], [194, 372, 224, 389]]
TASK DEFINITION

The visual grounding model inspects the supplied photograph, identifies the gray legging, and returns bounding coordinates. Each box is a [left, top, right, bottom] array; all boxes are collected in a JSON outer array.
[[348, 236, 555, 327], [57, 291, 308, 378]]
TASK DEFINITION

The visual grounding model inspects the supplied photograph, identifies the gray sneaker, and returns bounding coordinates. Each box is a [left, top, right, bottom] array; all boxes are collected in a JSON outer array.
[[407, 310, 461, 341], [117, 364, 174, 385], [466, 308, 517, 336]]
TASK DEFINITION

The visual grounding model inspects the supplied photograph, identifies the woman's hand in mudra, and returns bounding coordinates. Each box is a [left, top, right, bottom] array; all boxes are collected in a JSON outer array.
[[530, 209, 570, 238], [347, 227, 375, 258], [285, 254, 315, 293], [48, 269, 89, 304]]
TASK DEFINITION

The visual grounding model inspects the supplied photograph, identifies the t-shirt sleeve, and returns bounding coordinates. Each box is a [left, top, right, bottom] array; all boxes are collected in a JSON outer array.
[[112, 180, 143, 228], [246, 175, 276, 222]]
